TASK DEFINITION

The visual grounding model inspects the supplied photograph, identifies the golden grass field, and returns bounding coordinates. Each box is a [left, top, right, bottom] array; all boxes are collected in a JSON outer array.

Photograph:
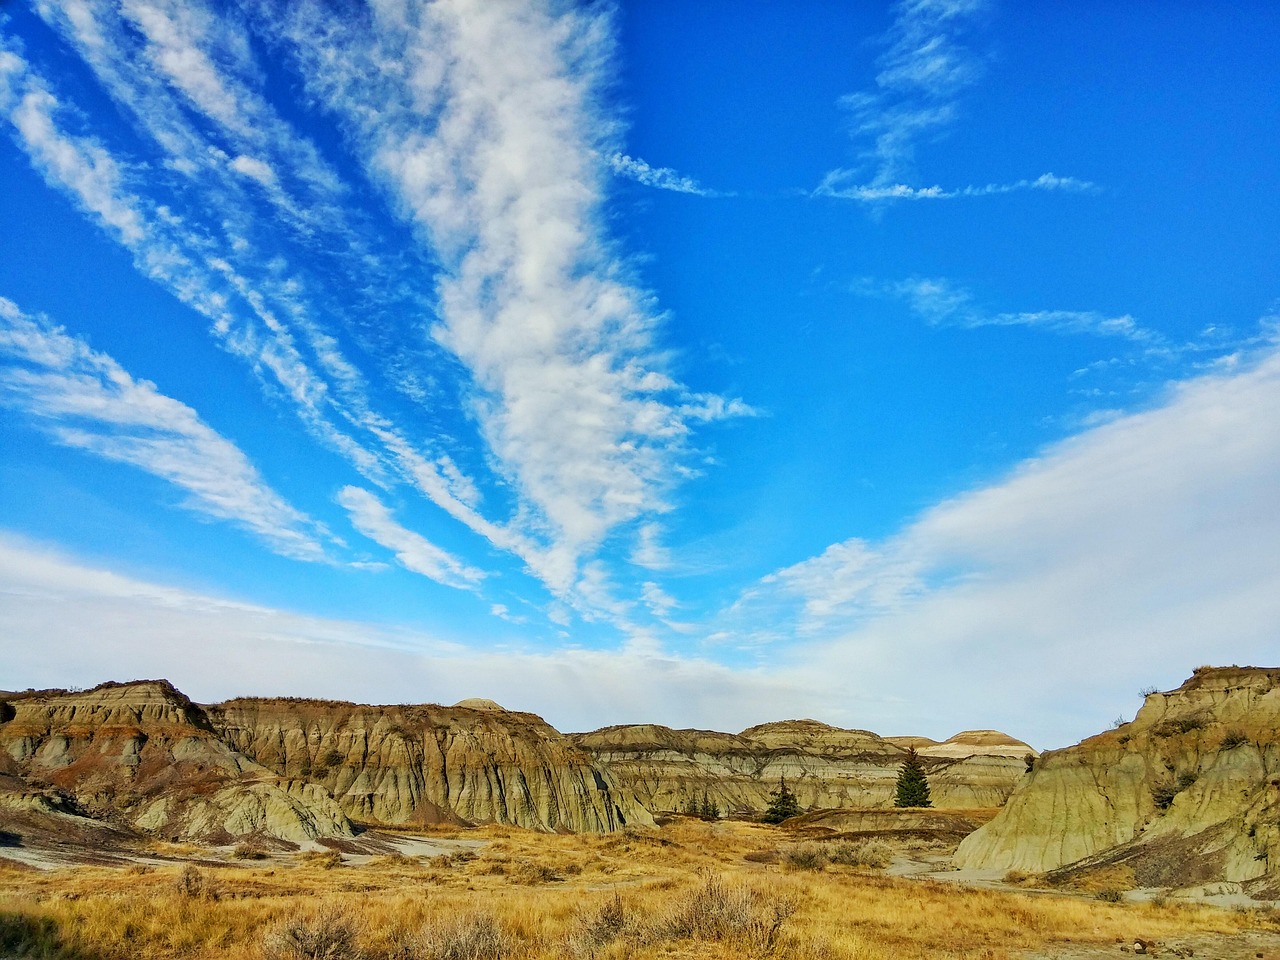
[[1, 817, 1277, 960]]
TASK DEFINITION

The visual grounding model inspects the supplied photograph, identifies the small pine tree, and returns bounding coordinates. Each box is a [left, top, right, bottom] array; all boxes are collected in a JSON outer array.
[[894, 747, 932, 808], [761, 777, 801, 823], [698, 792, 720, 820]]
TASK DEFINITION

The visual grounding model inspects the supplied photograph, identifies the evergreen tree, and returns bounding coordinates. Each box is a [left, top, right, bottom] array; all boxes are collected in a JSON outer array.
[[893, 747, 932, 808], [761, 777, 801, 823], [698, 792, 721, 820]]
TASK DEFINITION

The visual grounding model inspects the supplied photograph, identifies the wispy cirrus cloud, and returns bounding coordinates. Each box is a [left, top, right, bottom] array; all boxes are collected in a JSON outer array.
[[856, 276, 1158, 343], [257, 0, 750, 592], [0, 20, 573, 612], [6, 1, 741, 628], [817, 171, 1098, 203], [815, 0, 1095, 206], [337, 486, 485, 590], [0, 298, 331, 562], [607, 152, 728, 197]]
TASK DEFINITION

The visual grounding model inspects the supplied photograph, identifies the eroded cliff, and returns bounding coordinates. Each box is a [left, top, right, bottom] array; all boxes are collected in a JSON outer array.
[[574, 719, 1035, 816], [209, 698, 652, 833], [0, 681, 353, 843], [953, 666, 1280, 898]]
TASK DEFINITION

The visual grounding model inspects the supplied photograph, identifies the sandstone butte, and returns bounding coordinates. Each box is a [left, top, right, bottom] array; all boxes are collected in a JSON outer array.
[[954, 665, 1280, 899], [0, 679, 1035, 845]]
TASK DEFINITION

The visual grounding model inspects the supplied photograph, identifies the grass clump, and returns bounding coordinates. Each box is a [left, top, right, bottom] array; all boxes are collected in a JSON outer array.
[[263, 906, 363, 960], [414, 911, 512, 960], [1220, 729, 1250, 749]]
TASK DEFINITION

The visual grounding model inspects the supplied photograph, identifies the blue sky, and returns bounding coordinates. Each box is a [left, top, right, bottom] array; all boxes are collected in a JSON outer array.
[[2, 0, 1278, 748]]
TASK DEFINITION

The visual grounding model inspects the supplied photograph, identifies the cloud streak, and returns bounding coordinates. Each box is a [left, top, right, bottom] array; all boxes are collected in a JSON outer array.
[[0, 298, 330, 562], [337, 486, 485, 590], [815, 0, 1095, 206], [857, 276, 1157, 343], [607, 153, 727, 197]]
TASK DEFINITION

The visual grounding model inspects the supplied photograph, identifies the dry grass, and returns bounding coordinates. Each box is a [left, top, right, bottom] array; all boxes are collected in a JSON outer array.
[[0, 818, 1274, 960]]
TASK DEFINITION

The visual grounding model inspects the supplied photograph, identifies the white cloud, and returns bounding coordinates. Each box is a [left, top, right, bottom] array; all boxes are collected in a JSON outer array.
[[337, 486, 484, 590], [13, 1, 749, 618], [607, 153, 726, 197], [0, 534, 812, 734], [0, 298, 330, 562], [258, 0, 750, 598], [814, 0, 1096, 206], [816, 172, 1098, 203], [730, 346, 1280, 745], [859, 276, 1158, 343], [229, 154, 278, 187]]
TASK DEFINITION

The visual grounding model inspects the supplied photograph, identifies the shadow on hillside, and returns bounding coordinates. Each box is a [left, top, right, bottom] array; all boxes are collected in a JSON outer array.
[[0, 911, 107, 959]]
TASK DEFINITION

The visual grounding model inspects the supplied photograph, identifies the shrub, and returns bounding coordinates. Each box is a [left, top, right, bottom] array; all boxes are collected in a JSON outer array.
[[1094, 888, 1123, 903], [1140, 685, 1159, 697], [175, 864, 217, 900], [263, 907, 362, 960], [414, 912, 512, 960], [299, 850, 343, 870], [780, 842, 828, 871], [514, 861, 562, 884], [233, 841, 268, 860], [828, 840, 893, 869], [567, 894, 626, 959], [652, 874, 794, 951], [1152, 773, 1196, 811]]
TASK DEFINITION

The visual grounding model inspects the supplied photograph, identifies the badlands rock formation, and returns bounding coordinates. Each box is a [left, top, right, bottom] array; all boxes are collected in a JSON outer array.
[[0, 681, 353, 844], [574, 719, 1035, 816], [0, 680, 650, 843], [210, 697, 650, 833], [954, 666, 1280, 898]]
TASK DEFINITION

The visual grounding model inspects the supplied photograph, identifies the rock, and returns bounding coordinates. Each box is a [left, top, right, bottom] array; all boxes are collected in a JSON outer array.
[[574, 719, 1036, 816], [953, 666, 1280, 897], [0, 681, 354, 844], [208, 697, 651, 833], [1, 682, 648, 839]]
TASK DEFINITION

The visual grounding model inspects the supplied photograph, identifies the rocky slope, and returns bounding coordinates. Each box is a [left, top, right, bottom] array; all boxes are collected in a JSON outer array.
[[0, 681, 652, 845], [574, 719, 1035, 816], [209, 697, 650, 833], [953, 666, 1280, 898], [0, 681, 353, 844]]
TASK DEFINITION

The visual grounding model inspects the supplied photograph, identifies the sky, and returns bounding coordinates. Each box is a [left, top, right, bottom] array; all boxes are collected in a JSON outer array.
[[1, 0, 1278, 750]]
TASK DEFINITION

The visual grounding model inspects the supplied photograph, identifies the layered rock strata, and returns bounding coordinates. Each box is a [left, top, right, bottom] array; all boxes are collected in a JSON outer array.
[[574, 719, 1035, 816], [0, 681, 651, 843], [953, 666, 1280, 898], [0, 681, 353, 843], [209, 698, 651, 833]]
